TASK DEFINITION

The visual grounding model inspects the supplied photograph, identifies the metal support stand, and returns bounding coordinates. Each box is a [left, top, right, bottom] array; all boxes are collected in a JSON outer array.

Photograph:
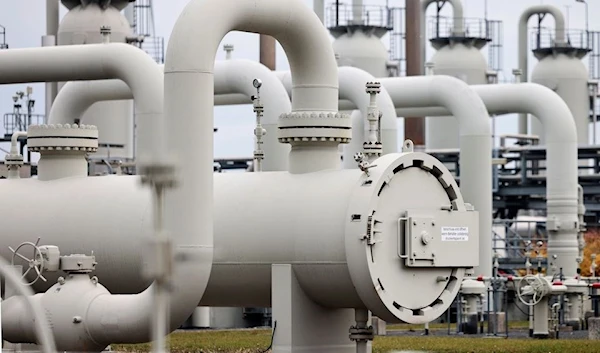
[[271, 264, 359, 353], [533, 297, 550, 338]]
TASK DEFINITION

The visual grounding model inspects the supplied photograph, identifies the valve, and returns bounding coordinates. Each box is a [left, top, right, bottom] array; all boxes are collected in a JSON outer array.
[[8, 237, 59, 285], [516, 274, 550, 306], [363, 82, 383, 159], [251, 78, 266, 172], [354, 152, 376, 176]]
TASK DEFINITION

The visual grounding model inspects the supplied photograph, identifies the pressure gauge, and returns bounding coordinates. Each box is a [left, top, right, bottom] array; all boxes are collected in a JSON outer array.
[[253, 79, 262, 89]]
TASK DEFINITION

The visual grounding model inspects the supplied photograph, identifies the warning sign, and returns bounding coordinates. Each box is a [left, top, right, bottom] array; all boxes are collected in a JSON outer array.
[[441, 227, 469, 241]]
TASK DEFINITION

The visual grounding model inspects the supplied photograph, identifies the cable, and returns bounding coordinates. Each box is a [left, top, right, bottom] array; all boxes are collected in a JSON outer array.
[[514, 301, 531, 317], [259, 320, 277, 353]]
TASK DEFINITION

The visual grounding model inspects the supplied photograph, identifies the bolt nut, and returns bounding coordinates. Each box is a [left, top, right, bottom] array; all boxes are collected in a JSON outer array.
[[58, 276, 65, 285], [73, 316, 83, 324]]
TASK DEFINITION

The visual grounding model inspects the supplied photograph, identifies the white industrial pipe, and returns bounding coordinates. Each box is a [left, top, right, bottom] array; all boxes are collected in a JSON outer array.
[[421, 0, 465, 69], [49, 59, 292, 171], [379, 76, 492, 278], [0, 151, 475, 322], [314, 0, 325, 24], [393, 83, 579, 277], [164, 0, 339, 177], [276, 67, 398, 168], [45, 0, 59, 116], [0, 43, 196, 348], [42, 35, 57, 120], [0, 43, 163, 163], [517, 5, 567, 134]]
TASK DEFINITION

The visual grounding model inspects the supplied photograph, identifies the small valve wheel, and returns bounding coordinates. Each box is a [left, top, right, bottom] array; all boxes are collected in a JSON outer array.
[[9, 237, 47, 285], [516, 274, 549, 306]]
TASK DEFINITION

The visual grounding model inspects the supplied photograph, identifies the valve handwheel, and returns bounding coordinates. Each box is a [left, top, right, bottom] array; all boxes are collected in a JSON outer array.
[[516, 274, 547, 306], [9, 237, 47, 285]]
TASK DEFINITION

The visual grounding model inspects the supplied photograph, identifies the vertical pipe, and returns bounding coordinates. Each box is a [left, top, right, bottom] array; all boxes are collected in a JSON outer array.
[[260, 35, 276, 71], [124, 3, 136, 32], [46, 0, 59, 37], [42, 35, 57, 122], [405, 0, 425, 147], [314, 0, 325, 24], [45, 0, 59, 117]]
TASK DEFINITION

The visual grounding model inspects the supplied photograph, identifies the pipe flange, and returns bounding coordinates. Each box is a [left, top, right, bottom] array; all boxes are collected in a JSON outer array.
[[27, 124, 98, 153], [363, 141, 383, 156], [278, 111, 352, 144], [365, 82, 381, 94], [4, 153, 24, 166]]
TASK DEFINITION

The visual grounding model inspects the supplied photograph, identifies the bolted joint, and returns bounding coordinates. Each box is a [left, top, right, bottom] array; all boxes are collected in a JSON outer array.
[[5, 153, 24, 168], [365, 81, 381, 95], [278, 111, 352, 144], [349, 326, 374, 342]]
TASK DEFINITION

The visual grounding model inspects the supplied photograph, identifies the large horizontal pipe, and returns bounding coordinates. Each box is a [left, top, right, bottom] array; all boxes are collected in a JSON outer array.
[[0, 152, 472, 327], [50, 59, 292, 171]]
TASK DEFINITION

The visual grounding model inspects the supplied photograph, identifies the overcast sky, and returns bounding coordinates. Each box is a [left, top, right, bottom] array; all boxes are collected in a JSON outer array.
[[0, 0, 596, 158]]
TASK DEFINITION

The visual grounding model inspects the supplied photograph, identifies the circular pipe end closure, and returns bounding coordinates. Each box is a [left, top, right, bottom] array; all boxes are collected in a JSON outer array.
[[345, 152, 478, 323], [278, 111, 351, 144], [27, 124, 98, 153]]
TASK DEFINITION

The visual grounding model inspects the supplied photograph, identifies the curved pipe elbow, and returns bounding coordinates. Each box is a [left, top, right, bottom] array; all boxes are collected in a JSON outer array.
[[166, 0, 338, 112], [519, 5, 566, 45], [0, 43, 164, 164], [10, 131, 27, 154], [518, 5, 567, 85], [49, 80, 133, 125], [474, 83, 576, 144]]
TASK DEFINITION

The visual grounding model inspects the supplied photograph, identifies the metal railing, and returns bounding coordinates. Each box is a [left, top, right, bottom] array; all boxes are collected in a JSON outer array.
[[590, 31, 600, 80], [0, 24, 8, 49], [3, 113, 44, 137], [493, 219, 546, 261], [133, 0, 154, 37], [138, 36, 164, 64], [325, 4, 393, 29], [530, 27, 596, 51], [428, 16, 494, 41], [388, 7, 406, 75]]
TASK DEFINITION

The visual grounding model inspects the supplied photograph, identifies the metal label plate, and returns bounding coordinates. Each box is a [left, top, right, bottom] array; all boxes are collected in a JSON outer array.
[[398, 210, 479, 268]]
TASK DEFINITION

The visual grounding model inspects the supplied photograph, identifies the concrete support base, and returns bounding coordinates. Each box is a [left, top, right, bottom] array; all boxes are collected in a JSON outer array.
[[488, 312, 506, 334], [272, 264, 363, 353], [371, 317, 386, 336], [460, 314, 479, 334], [589, 317, 600, 340]]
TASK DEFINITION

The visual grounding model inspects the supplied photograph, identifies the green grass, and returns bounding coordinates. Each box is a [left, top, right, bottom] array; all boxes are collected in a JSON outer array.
[[387, 321, 530, 331], [113, 329, 600, 353]]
